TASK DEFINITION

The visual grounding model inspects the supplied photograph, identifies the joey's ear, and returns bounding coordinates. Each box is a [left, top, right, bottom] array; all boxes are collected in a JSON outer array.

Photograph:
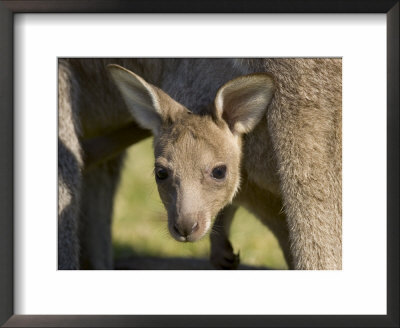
[[107, 64, 164, 135], [214, 73, 275, 135]]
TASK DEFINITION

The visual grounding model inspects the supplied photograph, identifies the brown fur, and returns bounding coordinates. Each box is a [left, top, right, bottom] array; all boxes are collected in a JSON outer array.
[[239, 59, 342, 269]]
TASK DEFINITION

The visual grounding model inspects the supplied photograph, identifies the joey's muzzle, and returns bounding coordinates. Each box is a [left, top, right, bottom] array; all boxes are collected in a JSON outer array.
[[168, 212, 208, 242]]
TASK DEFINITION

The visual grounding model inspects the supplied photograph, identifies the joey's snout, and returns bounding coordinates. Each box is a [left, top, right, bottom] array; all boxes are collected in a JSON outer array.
[[173, 220, 199, 238], [169, 212, 209, 242]]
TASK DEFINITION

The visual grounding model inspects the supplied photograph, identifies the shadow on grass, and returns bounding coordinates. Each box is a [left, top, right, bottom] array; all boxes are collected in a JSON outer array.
[[113, 241, 271, 270]]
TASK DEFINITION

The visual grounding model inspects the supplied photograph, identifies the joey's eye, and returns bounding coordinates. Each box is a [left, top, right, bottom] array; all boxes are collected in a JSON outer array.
[[155, 167, 169, 180], [211, 165, 227, 180]]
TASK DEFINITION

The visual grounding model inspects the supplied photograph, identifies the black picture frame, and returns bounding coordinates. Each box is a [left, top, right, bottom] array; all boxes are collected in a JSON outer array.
[[0, 1, 398, 327]]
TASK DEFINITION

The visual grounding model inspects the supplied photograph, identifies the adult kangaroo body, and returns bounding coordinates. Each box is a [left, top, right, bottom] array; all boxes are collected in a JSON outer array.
[[235, 59, 342, 269]]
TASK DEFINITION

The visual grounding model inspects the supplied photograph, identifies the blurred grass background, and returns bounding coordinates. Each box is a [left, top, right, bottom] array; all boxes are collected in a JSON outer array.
[[112, 138, 288, 269]]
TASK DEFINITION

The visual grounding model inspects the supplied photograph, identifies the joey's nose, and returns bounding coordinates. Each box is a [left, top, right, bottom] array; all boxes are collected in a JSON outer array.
[[174, 220, 199, 238]]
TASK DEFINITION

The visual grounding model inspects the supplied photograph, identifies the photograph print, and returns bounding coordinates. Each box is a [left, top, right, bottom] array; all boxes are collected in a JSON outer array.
[[58, 58, 342, 270]]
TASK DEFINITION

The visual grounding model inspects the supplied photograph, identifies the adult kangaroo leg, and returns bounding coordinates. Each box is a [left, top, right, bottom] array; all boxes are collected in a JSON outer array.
[[266, 59, 342, 270], [236, 179, 294, 270], [210, 204, 240, 269], [58, 60, 83, 270], [78, 154, 129, 270]]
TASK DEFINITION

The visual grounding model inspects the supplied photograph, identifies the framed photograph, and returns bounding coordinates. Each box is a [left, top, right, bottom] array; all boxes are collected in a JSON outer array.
[[1, 1, 398, 327]]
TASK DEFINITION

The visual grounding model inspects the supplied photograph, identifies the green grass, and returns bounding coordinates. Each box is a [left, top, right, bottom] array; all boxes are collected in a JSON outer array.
[[112, 138, 288, 269]]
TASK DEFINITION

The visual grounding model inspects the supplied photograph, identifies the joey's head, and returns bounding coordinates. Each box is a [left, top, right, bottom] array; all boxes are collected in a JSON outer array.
[[108, 64, 275, 242]]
